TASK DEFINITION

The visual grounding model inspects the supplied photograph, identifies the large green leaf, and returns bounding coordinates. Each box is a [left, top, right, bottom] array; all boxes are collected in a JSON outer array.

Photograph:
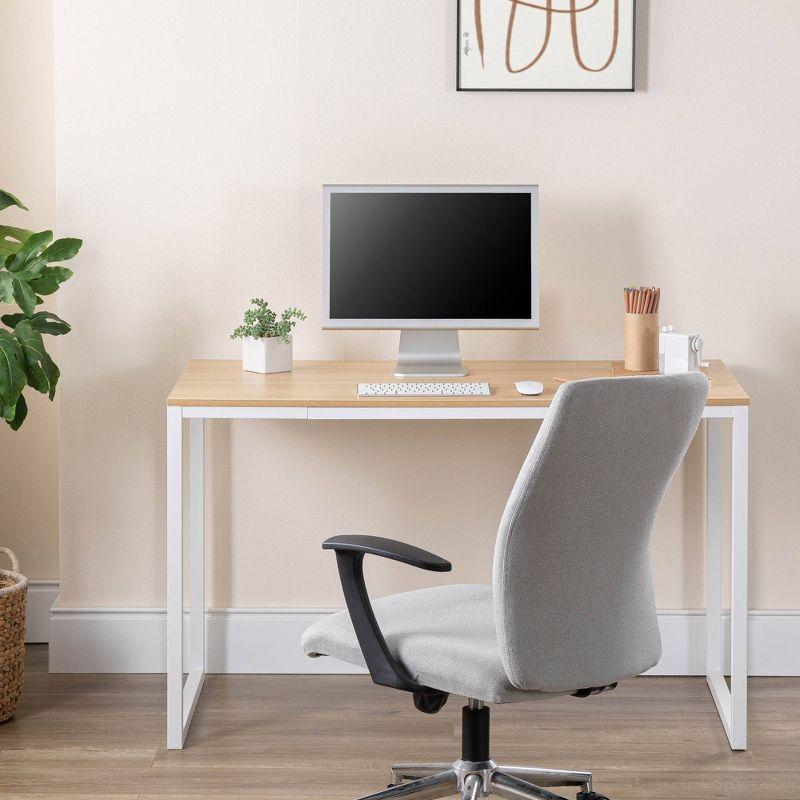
[[10, 273, 37, 315], [0, 329, 26, 408], [29, 266, 73, 295], [6, 229, 53, 274], [14, 319, 60, 399], [0, 272, 13, 304], [1, 310, 71, 336], [0, 225, 33, 260], [40, 237, 82, 263], [28, 276, 58, 295], [7, 393, 28, 430], [0, 258, 64, 312], [0, 190, 27, 212]]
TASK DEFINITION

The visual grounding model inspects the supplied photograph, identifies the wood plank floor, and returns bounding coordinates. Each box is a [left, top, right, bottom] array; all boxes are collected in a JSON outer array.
[[0, 646, 797, 799]]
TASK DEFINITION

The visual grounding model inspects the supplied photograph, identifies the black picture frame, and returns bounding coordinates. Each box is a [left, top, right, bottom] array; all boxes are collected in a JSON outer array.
[[456, 0, 636, 92]]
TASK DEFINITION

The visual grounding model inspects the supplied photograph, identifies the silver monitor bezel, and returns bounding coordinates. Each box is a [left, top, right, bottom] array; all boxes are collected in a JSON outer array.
[[322, 184, 540, 330]]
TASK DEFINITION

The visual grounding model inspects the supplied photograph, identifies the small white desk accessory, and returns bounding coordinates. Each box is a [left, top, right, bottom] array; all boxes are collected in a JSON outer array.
[[661, 326, 707, 373], [514, 380, 544, 396]]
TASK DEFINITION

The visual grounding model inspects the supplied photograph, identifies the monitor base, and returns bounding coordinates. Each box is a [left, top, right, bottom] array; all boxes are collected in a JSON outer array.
[[393, 330, 468, 379]]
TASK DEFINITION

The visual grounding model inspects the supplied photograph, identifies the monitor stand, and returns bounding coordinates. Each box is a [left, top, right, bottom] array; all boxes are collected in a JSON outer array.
[[393, 330, 468, 378]]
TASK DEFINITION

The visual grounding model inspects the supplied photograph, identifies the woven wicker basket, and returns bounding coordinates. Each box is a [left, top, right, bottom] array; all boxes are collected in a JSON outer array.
[[0, 548, 28, 723]]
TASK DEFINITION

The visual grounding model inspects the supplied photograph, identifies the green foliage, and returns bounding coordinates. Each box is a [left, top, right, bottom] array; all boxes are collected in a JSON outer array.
[[230, 298, 306, 345], [0, 190, 81, 429], [0, 225, 35, 261], [0, 190, 28, 212], [0, 310, 72, 336]]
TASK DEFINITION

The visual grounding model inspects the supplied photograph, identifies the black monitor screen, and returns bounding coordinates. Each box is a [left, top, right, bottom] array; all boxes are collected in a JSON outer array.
[[328, 191, 532, 320]]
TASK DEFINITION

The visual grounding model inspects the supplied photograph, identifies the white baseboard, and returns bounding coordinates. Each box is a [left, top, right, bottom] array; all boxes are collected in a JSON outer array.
[[49, 607, 365, 674], [48, 605, 800, 676], [645, 611, 800, 676], [25, 580, 59, 644]]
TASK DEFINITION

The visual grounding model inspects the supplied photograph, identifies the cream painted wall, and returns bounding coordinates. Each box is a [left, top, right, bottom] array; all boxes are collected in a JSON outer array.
[[0, 0, 59, 580], [54, 1, 799, 610]]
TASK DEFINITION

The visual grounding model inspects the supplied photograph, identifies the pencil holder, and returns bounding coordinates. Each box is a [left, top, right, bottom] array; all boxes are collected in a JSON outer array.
[[624, 313, 659, 372]]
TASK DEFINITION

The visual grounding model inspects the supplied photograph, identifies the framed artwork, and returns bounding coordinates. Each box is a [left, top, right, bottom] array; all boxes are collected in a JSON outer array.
[[457, 0, 636, 92]]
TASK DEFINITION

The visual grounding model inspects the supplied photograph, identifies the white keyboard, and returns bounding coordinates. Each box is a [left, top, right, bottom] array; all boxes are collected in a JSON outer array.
[[358, 382, 491, 397]]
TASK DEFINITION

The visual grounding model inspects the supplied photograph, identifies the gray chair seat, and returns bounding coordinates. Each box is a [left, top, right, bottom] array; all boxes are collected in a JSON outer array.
[[302, 583, 560, 704]]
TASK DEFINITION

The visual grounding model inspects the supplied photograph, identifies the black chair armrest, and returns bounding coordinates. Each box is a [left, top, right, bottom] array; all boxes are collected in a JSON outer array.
[[322, 534, 452, 712], [323, 535, 452, 572]]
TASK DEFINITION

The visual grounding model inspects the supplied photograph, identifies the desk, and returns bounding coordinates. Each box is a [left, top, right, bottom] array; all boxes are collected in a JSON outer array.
[[166, 359, 749, 750]]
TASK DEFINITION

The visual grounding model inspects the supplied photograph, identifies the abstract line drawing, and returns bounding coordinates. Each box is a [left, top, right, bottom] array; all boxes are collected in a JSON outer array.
[[458, 0, 634, 91]]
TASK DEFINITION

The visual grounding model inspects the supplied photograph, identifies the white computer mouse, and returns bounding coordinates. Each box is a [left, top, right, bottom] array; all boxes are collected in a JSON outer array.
[[515, 380, 544, 396]]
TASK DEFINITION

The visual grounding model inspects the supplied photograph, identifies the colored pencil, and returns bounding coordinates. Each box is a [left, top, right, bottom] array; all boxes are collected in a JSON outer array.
[[624, 286, 660, 314]]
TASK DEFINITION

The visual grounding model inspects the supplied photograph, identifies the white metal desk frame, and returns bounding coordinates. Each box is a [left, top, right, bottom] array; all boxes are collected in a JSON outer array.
[[166, 403, 749, 750]]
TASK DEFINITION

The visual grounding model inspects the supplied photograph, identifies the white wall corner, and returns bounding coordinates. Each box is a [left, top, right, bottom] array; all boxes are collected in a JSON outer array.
[[25, 581, 59, 644], [48, 606, 800, 676]]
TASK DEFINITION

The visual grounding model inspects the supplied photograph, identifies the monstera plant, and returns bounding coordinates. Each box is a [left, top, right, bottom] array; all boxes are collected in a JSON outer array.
[[0, 189, 81, 430]]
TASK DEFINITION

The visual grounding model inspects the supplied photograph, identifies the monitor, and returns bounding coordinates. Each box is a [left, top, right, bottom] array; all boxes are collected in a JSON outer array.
[[323, 185, 539, 377]]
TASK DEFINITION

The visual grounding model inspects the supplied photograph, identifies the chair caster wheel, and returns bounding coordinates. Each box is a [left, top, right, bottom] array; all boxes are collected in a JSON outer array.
[[577, 792, 610, 800]]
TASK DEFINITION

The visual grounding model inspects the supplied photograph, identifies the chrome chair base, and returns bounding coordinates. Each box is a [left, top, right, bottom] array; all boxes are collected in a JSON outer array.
[[355, 758, 597, 800]]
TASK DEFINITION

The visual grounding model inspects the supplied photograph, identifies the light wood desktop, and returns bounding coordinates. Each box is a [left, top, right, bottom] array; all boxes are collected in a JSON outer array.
[[165, 359, 749, 750], [168, 358, 748, 408]]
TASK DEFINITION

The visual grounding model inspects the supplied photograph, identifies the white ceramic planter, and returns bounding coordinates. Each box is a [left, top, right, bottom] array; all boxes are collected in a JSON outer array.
[[241, 336, 293, 374]]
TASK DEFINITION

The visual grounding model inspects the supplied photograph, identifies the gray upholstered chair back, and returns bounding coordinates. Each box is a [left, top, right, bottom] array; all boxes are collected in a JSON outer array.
[[493, 373, 708, 693]]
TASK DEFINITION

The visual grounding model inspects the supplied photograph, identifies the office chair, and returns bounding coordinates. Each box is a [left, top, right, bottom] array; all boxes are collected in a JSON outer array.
[[302, 373, 709, 800]]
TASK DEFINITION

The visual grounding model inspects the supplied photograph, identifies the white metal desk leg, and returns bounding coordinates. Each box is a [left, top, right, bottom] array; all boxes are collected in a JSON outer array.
[[706, 419, 723, 676], [166, 407, 184, 749], [183, 419, 207, 740], [729, 406, 749, 749], [706, 410, 748, 751]]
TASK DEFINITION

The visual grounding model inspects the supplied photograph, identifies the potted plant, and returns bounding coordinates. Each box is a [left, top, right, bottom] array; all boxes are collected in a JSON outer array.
[[0, 188, 80, 722], [231, 298, 306, 374]]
